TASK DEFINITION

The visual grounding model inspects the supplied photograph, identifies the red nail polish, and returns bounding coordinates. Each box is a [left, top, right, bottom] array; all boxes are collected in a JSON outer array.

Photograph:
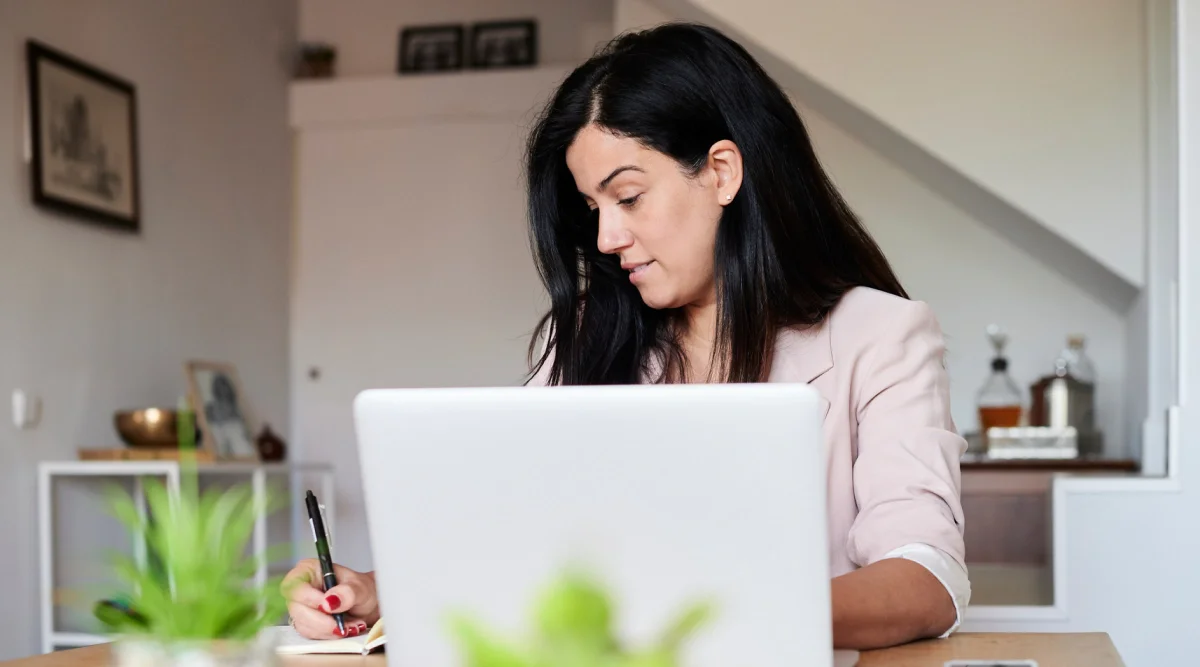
[[334, 627, 346, 637], [324, 594, 341, 611]]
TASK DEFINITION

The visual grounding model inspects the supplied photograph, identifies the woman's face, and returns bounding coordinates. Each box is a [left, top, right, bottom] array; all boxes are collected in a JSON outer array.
[[565, 125, 741, 310]]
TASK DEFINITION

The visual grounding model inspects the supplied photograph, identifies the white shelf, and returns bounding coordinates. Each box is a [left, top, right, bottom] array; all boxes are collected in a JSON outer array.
[[51, 632, 110, 648], [39, 460, 333, 476], [38, 460, 335, 654]]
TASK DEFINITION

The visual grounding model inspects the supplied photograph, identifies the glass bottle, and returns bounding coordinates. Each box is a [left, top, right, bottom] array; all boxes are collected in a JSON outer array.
[[1028, 334, 1098, 453], [977, 325, 1023, 436], [1058, 334, 1095, 385]]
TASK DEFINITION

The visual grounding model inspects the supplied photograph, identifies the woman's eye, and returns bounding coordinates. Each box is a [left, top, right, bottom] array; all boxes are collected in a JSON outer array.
[[618, 194, 642, 208]]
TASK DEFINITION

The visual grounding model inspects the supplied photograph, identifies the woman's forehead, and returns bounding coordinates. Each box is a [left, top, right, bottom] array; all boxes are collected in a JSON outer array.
[[566, 127, 663, 194]]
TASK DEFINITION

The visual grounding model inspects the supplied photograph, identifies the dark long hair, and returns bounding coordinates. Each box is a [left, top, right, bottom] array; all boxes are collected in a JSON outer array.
[[525, 22, 906, 386]]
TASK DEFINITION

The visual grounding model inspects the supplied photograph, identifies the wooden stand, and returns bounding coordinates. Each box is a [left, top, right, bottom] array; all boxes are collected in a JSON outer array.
[[77, 447, 217, 462]]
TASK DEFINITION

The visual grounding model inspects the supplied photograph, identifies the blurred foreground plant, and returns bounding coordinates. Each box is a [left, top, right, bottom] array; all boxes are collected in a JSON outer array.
[[447, 570, 716, 667], [93, 454, 294, 643]]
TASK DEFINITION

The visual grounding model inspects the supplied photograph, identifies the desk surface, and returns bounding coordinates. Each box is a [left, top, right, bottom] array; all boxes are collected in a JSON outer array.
[[2, 632, 1123, 667], [857, 632, 1123, 666]]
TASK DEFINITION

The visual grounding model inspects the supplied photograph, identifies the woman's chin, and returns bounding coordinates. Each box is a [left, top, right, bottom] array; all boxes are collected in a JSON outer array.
[[634, 286, 681, 310]]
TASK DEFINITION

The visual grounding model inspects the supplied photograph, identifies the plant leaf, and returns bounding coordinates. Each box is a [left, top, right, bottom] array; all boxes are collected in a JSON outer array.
[[656, 599, 716, 652], [533, 570, 615, 651], [448, 613, 536, 667]]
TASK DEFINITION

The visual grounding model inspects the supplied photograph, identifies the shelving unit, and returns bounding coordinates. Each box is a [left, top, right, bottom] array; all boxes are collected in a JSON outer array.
[[37, 460, 334, 654], [46, 632, 108, 650]]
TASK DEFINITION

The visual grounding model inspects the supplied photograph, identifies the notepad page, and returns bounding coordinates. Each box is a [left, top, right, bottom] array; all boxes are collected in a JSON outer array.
[[270, 625, 368, 655]]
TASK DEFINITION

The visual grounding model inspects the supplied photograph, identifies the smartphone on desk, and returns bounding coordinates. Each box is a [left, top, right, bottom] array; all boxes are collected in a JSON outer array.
[[944, 661, 1038, 667]]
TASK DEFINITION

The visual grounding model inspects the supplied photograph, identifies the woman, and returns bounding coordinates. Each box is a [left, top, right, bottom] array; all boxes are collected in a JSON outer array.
[[284, 22, 969, 650]]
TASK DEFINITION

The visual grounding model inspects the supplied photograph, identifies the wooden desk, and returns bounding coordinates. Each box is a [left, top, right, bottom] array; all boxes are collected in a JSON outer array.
[[0, 632, 1123, 666], [858, 632, 1123, 666]]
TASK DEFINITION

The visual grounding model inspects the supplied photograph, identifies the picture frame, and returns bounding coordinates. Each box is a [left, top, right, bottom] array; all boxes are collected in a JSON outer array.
[[26, 39, 141, 233], [185, 360, 259, 461], [397, 24, 465, 74], [468, 19, 538, 70]]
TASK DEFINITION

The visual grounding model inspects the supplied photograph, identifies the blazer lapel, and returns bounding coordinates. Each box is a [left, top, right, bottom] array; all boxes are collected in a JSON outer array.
[[772, 324, 834, 465], [769, 323, 833, 385]]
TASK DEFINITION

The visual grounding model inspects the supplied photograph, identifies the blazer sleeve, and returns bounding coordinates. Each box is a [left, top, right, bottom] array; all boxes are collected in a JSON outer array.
[[845, 300, 967, 572]]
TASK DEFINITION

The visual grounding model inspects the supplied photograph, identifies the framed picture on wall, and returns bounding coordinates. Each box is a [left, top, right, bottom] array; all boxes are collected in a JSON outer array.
[[25, 39, 141, 232], [186, 360, 259, 461], [397, 24, 465, 74], [468, 19, 538, 69]]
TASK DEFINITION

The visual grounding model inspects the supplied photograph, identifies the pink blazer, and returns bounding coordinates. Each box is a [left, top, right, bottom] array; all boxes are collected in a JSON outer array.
[[530, 286, 967, 577]]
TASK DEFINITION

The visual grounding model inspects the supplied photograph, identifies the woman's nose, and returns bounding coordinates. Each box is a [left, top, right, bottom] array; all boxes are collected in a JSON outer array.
[[596, 210, 633, 254]]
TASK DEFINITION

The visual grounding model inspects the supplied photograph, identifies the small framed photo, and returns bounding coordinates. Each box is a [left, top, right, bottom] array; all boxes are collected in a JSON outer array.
[[398, 24, 465, 74], [469, 19, 538, 70], [26, 40, 140, 232], [186, 360, 258, 461]]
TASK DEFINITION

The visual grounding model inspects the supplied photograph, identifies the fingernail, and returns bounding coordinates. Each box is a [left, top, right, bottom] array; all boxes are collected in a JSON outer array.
[[359, 623, 368, 632], [324, 594, 341, 611], [334, 627, 346, 637]]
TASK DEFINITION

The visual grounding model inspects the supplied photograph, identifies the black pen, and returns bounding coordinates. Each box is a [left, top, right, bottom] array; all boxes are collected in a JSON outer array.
[[305, 489, 346, 636]]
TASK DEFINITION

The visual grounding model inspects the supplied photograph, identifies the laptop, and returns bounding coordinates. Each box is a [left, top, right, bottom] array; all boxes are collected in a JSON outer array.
[[353, 383, 843, 667]]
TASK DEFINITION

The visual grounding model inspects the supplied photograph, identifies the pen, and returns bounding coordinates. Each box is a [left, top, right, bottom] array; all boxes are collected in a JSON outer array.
[[305, 489, 346, 636]]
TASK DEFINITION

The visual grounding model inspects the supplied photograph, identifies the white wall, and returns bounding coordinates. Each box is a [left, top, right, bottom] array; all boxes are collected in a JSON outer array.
[[1130, 0, 1182, 476], [655, 0, 1148, 291], [290, 66, 567, 575], [0, 0, 295, 658], [299, 0, 614, 76], [614, 0, 673, 30], [803, 106, 1128, 456], [614, 0, 1127, 452]]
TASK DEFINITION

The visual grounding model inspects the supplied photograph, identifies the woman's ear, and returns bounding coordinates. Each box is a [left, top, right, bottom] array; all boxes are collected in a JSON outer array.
[[708, 139, 743, 206]]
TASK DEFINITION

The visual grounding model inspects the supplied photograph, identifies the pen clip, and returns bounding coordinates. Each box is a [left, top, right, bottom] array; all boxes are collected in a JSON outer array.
[[318, 502, 333, 549]]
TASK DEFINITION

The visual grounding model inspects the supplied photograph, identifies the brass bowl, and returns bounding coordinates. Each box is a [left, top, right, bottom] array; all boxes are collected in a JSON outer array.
[[114, 408, 179, 448]]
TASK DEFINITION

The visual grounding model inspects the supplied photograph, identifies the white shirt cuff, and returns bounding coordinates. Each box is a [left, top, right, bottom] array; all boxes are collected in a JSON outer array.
[[882, 542, 971, 638]]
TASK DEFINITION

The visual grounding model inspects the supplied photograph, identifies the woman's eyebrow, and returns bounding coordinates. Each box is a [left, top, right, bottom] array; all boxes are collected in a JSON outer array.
[[597, 165, 644, 192]]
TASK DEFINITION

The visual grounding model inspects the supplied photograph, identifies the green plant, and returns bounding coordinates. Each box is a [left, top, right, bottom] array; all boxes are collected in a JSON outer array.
[[447, 569, 717, 667], [94, 456, 294, 643]]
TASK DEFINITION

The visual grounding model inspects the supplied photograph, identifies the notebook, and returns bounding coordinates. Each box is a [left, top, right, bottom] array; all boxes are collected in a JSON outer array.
[[271, 618, 386, 655]]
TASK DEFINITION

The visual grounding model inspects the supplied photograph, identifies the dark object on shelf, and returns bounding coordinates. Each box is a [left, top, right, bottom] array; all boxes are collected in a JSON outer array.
[[398, 24, 465, 73], [256, 424, 287, 462], [1030, 361, 1096, 432], [26, 39, 141, 232], [94, 598, 150, 631], [1029, 336, 1100, 456], [297, 42, 336, 79], [469, 19, 538, 69]]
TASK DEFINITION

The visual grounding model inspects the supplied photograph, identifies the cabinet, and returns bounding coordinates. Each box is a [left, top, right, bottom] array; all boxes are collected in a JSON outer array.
[[961, 457, 1138, 607]]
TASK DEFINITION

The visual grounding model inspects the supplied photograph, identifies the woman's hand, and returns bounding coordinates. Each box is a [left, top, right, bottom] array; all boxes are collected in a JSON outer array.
[[282, 559, 381, 639]]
